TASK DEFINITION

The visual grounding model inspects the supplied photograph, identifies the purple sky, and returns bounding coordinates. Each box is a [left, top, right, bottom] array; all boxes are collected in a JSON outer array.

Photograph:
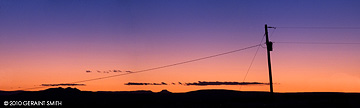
[[1, 0, 360, 92]]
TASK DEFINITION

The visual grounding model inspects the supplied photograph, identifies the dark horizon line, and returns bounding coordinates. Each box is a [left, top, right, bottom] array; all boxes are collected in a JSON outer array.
[[1, 87, 359, 94]]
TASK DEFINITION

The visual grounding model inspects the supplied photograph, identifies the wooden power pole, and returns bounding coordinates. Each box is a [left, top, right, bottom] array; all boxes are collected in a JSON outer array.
[[265, 24, 274, 93]]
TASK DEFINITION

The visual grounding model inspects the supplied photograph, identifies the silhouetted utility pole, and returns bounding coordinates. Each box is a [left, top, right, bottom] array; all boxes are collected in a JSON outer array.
[[265, 24, 274, 93]]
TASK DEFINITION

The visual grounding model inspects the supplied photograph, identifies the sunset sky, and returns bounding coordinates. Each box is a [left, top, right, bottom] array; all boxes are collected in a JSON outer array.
[[1, 0, 360, 92]]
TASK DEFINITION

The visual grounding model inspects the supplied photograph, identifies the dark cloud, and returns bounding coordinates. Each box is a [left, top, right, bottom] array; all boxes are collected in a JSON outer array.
[[87, 69, 128, 74], [125, 82, 167, 85], [124, 81, 268, 86], [125, 71, 133, 73], [41, 83, 86, 86], [153, 83, 162, 85], [185, 81, 268, 86]]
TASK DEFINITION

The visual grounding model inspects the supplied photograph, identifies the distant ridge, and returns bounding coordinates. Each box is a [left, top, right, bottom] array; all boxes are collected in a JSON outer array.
[[41, 87, 81, 92], [1, 87, 358, 94], [1, 87, 359, 107], [158, 89, 171, 93]]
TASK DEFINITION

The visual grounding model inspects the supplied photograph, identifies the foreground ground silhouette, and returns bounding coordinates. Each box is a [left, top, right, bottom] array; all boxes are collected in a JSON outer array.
[[1, 87, 359, 107]]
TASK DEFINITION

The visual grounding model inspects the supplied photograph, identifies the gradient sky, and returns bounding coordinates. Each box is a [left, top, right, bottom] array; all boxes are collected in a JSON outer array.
[[1, 0, 360, 92]]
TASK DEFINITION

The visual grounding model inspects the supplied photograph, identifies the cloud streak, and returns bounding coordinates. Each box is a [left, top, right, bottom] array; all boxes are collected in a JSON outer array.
[[184, 81, 268, 86], [124, 81, 269, 86], [125, 82, 168, 85], [86, 70, 132, 74]]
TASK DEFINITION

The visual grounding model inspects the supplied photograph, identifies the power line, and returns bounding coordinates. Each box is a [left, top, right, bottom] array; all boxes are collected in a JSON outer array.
[[19, 44, 261, 91], [275, 27, 360, 29], [240, 34, 265, 91], [274, 42, 360, 45], [69, 44, 261, 84], [269, 28, 276, 37]]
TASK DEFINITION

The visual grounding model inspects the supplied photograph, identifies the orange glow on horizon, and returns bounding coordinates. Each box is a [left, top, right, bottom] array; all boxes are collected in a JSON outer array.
[[1, 0, 360, 93]]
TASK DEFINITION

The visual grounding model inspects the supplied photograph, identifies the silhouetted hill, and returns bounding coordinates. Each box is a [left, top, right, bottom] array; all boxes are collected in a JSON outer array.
[[159, 89, 171, 94], [1, 88, 359, 108], [41, 87, 81, 93]]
